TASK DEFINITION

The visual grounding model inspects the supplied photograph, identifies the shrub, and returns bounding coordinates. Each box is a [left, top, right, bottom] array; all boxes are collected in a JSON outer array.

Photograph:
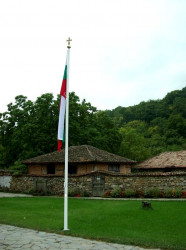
[[68, 188, 80, 197], [80, 190, 90, 197], [143, 188, 153, 198], [27, 188, 35, 194], [103, 191, 111, 198], [111, 188, 122, 198], [181, 191, 186, 198], [121, 191, 125, 198], [74, 194, 81, 197], [174, 188, 182, 198], [164, 188, 173, 198], [159, 191, 165, 198], [151, 188, 161, 198], [9, 160, 28, 175], [125, 189, 135, 198], [134, 190, 143, 198]]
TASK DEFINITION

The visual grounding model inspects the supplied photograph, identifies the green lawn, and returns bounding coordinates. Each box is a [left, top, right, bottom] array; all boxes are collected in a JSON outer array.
[[0, 197, 185, 249]]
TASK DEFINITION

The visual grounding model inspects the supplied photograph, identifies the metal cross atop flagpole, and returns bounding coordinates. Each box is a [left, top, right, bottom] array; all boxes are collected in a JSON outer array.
[[63, 37, 72, 231]]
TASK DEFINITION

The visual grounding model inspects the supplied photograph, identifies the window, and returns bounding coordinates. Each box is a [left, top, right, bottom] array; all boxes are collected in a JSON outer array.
[[164, 168, 173, 173], [47, 164, 55, 174], [108, 164, 120, 172], [68, 165, 77, 175]]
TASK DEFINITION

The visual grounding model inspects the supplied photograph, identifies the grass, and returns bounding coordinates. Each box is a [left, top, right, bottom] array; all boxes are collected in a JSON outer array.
[[0, 197, 186, 249]]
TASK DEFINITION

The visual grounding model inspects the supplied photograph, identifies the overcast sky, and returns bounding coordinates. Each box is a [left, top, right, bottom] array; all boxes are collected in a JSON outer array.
[[0, 0, 186, 113]]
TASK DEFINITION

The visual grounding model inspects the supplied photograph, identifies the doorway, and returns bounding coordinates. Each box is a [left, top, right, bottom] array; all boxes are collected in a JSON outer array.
[[92, 175, 105, 196]]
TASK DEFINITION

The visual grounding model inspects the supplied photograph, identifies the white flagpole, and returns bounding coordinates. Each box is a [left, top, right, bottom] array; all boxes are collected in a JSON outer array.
[[63, 37, 71, 231]]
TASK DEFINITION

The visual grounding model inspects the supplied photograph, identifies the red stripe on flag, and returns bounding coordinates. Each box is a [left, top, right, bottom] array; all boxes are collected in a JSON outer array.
[[58, 140, 62, 151], [60, 79, 66, 98]]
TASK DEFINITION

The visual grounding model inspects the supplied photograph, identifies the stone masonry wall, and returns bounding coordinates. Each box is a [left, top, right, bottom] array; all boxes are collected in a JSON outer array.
[[104, 174, 186, 191], [0, 171, 186, 196], [0, 175, 93, 195]]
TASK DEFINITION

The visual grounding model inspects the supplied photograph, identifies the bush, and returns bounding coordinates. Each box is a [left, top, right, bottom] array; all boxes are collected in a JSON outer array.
[[68, 188, 81, 197], [134, 190, 143, 198], [159, 191, 165, 198], [121, 191, 125, 198], [143, 188, 153, 198], [80, 190, 90, 197], [164, 188, 173, 198], [26, 188, 35, 194], [9, 160, 28, 175], [124, 189, 135, 198], [151, 188, 161, 198], [174, 188, 182, 198], [103, 191, 111, 198], [111, 188, 122, 198], [181, 191, 186, 198]]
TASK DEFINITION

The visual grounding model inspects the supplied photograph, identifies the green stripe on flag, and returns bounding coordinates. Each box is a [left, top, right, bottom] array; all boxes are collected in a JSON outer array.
[[63, 65, 67, 79]]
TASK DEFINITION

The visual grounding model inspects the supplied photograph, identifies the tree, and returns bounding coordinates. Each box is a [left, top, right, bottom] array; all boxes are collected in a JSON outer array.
[[119, 126, 151, 161], [0, 92, 122, 168], [91, 112, 121, 154], [119, 121, 151, 161]]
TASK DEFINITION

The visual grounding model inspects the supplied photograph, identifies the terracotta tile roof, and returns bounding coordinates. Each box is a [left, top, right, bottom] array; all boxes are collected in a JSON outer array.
[[135, 150, 186, 169], [22, 145, 136, 164]]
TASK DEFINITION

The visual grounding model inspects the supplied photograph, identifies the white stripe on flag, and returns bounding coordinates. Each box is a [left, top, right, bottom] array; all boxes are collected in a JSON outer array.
[[58, 96, 66, 140]]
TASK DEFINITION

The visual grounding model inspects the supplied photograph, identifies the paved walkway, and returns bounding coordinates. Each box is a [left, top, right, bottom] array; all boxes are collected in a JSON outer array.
[[0, 224, 159, 250], [0, 192, 33, 198]]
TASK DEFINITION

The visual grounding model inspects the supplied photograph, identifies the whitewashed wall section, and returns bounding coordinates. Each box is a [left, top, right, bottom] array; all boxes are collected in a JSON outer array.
[[0, 176, 12, 188]]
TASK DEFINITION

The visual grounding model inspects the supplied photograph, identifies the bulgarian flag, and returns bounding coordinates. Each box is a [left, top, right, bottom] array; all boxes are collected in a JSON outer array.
[[57, 58, 67, 151]]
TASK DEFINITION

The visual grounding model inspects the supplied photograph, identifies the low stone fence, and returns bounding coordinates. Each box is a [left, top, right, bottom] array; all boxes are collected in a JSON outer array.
[[104, 172, 186, 191], [0, 171, 186, 196]]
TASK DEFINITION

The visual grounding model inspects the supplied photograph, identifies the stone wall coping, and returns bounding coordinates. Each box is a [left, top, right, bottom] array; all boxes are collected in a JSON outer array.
[[2, 170, 186, 178], [0, 171, 13, 176]]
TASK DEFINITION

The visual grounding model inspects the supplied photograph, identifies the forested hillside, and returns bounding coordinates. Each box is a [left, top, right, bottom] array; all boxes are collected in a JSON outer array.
[[105, 87, 186, 161], [0, 87, 185, 170]]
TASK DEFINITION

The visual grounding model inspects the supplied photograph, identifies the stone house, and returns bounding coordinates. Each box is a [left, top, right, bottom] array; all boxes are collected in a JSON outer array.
[[133, 150, 186, 173], [23, 145, 136, 176], [1, 149, 186, 197]]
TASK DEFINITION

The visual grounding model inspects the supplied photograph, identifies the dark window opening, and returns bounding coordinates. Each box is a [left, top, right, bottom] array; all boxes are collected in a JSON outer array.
[[47, 164, 55, 174], [68, 165, 77, 175], [108, 164, 120, 172], [164, 168, 173, 173]]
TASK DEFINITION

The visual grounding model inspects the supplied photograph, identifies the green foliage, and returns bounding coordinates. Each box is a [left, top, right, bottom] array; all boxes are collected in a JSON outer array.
[[174, 188, 181, 198], [151, 188, 161, 198], [0, 92, 120, 167], [143, 188, 153, 198], [119, 122, 151, 161], [174, 188, 182, 198], [164, 188, 173, 198], [106, 87, 186, 161], [142, 188, 161, 198], [103, 188, 184, 199], [9, 160, 28, 175], [0, 87, 186, 166], [103, 191, 111, 198], [124, 189, 135, 197], [80, 190, 90, 197], [68, 188, 90, 197], [68, 188, 81, 197], [111, 187, 122, 198]]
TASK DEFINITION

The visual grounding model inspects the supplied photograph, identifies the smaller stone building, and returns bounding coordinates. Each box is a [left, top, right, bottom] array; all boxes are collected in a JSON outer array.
[[133, 150, 186, 173], [23, 145, 136, 176]]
